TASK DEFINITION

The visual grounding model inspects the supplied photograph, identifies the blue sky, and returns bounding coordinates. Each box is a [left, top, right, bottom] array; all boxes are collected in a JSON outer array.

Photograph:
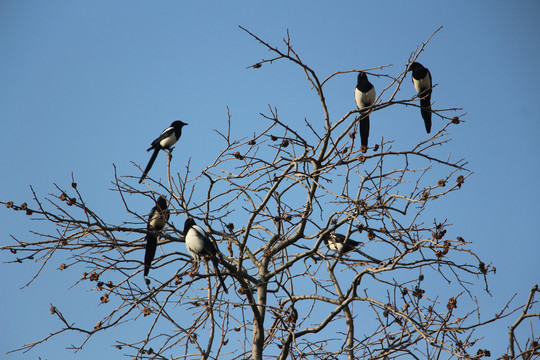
[[1, 1, 539, 359]]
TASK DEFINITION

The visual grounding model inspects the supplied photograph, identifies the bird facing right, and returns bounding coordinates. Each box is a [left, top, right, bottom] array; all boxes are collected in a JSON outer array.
[[139, 120, 188, 183]]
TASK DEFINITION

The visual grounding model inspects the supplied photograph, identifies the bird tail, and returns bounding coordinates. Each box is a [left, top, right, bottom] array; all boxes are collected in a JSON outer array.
[[212, 256, 228, 294], [341, 239, 362, 254], [144, 234, 158, 277], [348, 239, 362, 247], [139, 148, 160, 183], [419, 91, 432, 134], [354, 248, 381, 264], [359, 115, 370, 147]]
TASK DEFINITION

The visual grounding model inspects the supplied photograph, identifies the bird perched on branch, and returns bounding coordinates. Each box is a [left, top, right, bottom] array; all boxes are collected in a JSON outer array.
[[143, 196, 170, 277], [408, 62, 432, 133], [323, 232, 381, 264], [183, 218, 228, 293], [139, 120, 188, 183], [354, 71, 376, 148]]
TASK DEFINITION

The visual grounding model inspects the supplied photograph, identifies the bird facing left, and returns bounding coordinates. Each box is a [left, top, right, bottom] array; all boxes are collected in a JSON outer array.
[[183, 218, 228, 293], [143, 196, 170, 278]]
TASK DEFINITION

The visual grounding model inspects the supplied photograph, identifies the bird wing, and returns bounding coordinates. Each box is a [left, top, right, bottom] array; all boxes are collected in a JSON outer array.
[[194, 225, 218, 255], [192, 224, 209, 241], [148, 206, 167, 231], [354, 88, 364, 109], [366, 87, 376, 107], [187, 225, 217, 256], [147, 205, 158, 228], [148, 126, 177, 151]]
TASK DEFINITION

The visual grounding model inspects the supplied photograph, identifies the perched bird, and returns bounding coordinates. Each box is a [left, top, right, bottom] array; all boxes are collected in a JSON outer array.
[[139, 120, 188, 183], [408, 62, 432, 133], [183, 218, 228, 293], [354, 71, 376, 147], [143, 196, 170, 277], [323, 232, 381, 263]]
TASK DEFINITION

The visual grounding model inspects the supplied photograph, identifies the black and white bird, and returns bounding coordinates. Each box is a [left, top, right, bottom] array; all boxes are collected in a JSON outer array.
[[408, 62, 432, 134], [139, 120, 188, 183], [183, 218, 228, 293], [143, 195, 170, 277], [354, 71, 376, 147], [323, 232, 381, 263]]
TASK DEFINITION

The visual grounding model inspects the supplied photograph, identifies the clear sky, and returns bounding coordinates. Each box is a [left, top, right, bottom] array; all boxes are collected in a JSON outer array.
[[1, 1, 539, 359]]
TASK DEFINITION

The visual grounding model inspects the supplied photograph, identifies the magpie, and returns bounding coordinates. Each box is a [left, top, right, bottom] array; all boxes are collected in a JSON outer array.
[[323, 232, 381, 263], [354, 71, 376, 147], [408, 62, 432, 133], [183, 218, 228, 293], [139, 120, 188, 183], [143, 195, 170, 277]]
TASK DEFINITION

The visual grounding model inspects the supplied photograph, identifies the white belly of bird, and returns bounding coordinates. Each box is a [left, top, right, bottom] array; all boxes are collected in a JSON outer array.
[[355, 87, 376, 109], [186, 232, 205, 254], [159, 135, 177, 149], [149, 214, 166, 229], [328, 242, 343, 253], [413, 76, 430, 93]]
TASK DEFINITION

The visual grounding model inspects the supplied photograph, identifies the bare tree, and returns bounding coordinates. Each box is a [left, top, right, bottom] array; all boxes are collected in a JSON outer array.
[[2, 28, 538, 360]]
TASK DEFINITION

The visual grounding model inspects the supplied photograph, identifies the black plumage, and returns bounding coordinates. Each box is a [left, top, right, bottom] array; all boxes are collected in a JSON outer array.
[[323, 232, 381, 263], [144, 196, 170, 277], [409, 62, 432, 133], [183, 218, 228, 293], [354, 72, 376, 147], [139, 120, 188, 183]]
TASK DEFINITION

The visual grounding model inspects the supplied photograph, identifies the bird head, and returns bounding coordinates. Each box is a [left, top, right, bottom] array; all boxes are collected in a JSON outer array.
[[183, 217, 196, 234], [172, 120, 188, 128], [322, 233, 329, 245], [156, 195, 168, 209], [357, 71, 368, 84], [408, 62, 423, 72]]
